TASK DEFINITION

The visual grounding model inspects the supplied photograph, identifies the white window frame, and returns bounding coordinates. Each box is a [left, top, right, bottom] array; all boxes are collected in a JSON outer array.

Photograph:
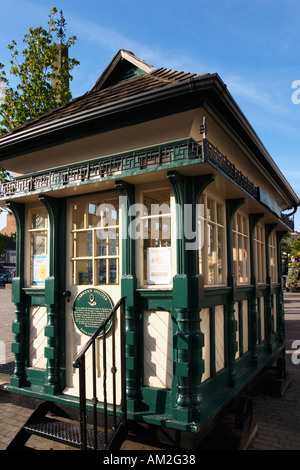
[[70, 194, 120, 286], [198, 192, 226, 286], [254, 223, 266, 283], [27, 205, 49, 286], [268, 232, 277, 282], [232, 211, 250, 284]]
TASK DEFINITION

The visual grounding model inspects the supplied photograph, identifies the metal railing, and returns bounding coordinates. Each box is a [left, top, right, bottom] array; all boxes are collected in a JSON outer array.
[[73, 296, 126, 450]]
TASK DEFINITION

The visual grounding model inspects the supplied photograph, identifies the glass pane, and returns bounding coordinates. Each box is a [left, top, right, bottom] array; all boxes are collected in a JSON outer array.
[[89, 200, 119, 228], [98, 259, 107, 284], [96, 229, 107, 256], [216, 203, 224, 225], [31, 212, 47, 229], [109, 259, 117, 284], [109, 231, 119, 256], [73, 231, 93, 257], [207, 223, 214, 284], [72, 203, 85, 230], [74, 260, 93, 285], [217, 226, 224, 284], [207, 198, 214, 222], [143, 189, 170, 215], [32, 232, 47, 255], [88, 202, 101, 228]]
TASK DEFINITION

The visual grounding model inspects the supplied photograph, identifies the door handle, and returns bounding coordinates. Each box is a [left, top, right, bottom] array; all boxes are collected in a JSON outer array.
[[62, 291, 71, 301]]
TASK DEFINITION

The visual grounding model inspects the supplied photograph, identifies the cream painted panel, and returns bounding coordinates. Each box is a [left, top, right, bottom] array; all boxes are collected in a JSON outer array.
[[215, 305, 225, 372], [200, 308, 210, 382], [7, 109, 198, 174], [29, 305, 47, 369], [143, 310, 172, 389], [64, 312, 122, 404]]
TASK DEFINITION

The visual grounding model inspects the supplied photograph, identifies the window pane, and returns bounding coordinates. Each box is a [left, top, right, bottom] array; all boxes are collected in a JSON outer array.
[[217, 203, 223, 225], [207, 198, 214, 222], [96, 229, 107, 256], [142, 189, 171, 285], [98, 259, 107, 284], [31, 212, 47, 229], [32, 232, 47, 255], [71, 197, 119, 286], [198, 194, 225, 285], [73, 231, 93, 257], [143, 190, 170, 215], [217, 226, 224, 284], [75, 260, 93, 285], [72, 203, 85, 230], [109, 259, 118, 284]]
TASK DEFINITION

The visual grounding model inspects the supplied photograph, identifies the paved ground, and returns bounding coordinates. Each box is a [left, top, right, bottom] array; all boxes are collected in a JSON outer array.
[[0, 287, 300, 451]]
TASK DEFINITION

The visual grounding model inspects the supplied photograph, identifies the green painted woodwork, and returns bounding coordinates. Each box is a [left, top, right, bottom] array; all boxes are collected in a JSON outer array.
[[6, 201, 27, 388], [265, 223, 278, 353], [225, 198, 245, 387], [39, 195, 66, 395], [249, 213, 265, 367], [115, 180, 141, 413], [168, 172, 215, 422], [276, 231, 288, 346]]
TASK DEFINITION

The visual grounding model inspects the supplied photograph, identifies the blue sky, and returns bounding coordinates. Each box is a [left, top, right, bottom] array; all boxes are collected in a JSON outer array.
[[0, 0, 300, 231]]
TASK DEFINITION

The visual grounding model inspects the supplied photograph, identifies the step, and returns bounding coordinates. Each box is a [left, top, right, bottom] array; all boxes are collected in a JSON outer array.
[[24, 416, 107, 450]]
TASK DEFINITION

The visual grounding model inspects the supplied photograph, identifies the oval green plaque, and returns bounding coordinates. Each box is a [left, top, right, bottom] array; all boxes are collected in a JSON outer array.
[[73, 288, 114, 337]]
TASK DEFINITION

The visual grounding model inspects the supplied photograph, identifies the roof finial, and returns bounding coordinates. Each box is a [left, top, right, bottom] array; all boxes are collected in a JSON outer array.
[[57, 10, 66, 44]]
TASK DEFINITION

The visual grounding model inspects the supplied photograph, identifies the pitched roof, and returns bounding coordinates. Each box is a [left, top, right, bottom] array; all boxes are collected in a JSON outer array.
[[0, 50, 298, 210], [3, 51, 202, 136]]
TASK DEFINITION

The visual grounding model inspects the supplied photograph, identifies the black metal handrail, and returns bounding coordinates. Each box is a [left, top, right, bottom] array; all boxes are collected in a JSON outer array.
[[73, 296, 126, 450]]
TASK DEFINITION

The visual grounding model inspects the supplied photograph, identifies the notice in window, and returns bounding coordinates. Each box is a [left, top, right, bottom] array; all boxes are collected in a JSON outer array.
[[32, 255, 48, 285], [147, 247, 171, 285]]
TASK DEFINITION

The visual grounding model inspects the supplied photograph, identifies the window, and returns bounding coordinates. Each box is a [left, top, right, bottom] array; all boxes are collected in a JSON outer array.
[[232, 212, 249, 284], [269, 232, 277, 282], [141, 189, 171, 285], [198, 194, 225, 285], [254, 223, 265, 283], [28, 207, 48, 285], [71, 197, 119, 285]]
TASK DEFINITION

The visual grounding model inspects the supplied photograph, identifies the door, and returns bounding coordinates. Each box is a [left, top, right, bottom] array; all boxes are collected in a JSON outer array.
[[63, 192, 122, 404]]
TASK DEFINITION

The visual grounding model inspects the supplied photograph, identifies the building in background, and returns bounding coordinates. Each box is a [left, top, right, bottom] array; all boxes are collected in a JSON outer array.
[[0, 213, 16, 277]]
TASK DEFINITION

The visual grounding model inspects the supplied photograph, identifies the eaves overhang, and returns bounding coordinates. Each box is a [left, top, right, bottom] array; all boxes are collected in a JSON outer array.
[[0, 72, 299, 210], [0, 75, 212, 159]]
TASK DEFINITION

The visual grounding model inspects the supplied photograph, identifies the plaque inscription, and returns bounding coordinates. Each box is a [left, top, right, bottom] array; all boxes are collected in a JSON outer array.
[[73, 288, 114, 337]]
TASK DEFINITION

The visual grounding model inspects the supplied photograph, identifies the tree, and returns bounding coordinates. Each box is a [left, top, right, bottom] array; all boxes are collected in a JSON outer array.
[[0, 7, 79, 135]]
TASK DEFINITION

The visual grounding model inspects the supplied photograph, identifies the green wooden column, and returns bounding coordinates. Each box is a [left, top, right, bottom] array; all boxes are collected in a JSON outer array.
[[115, 180, 140, 413], [265, 223, 277, 353], [39, 195, 66, 395], [226, 198, 245, 387], [276, 231, 288, 346], [6, 202, 27, 388], [168, 171, 214, 423], [249, 213, 265, 367]]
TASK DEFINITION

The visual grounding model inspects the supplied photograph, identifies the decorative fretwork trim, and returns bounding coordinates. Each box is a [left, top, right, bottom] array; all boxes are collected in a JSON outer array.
[[0, 138, 294, 230]]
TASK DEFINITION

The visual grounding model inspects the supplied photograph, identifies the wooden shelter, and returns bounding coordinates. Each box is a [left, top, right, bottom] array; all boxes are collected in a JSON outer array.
[[0, 50, 299, 449]]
